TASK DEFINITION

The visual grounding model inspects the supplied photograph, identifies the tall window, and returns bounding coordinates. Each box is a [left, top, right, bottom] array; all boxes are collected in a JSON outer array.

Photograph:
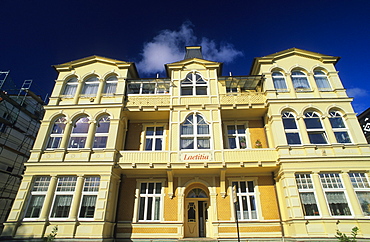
[[282, 112, 301, 145], [180, 114, 210, 150], [320, 173, 351, 216], [138, 182, 162, 221], [68, 116, 90, 149], [304, 111, 328, 144], [295, 174, 320, 216], [181, 73, 207, 96], [24, 176, 50, 218], [349, 173, 370, 216], [329, 110, 351, 143], [144, 126, 164, 151], [93, 116, 110, 148], [50, 176, 77, 218], [63, 77, 78, 97], [314, 70, 331, 91], [81, 76, 100, 97], [103, 76, 118, 96], [272, 72, 288, 91], [232, 181, 257, 220], [291, 71, 310, 91], [46, 117, 66, 149], [227, 124, 247, 149], [79, 176, 100, 218]]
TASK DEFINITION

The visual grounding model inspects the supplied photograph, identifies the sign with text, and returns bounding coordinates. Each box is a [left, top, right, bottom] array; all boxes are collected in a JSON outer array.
[[181, 153, 211, 162]]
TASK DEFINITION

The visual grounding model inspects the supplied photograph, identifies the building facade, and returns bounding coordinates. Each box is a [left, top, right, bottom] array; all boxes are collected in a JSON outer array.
[[2, 47, 370, 241], [357, 108, 370, 143], [0, 72, 44, 233]]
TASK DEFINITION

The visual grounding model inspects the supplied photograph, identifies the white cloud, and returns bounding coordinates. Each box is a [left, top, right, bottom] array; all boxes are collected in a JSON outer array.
[[347, 87, 368, 98], [137, 22, 243, 74]]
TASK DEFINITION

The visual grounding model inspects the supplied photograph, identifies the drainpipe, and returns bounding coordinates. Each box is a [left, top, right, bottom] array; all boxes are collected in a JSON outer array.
[[272, 172, 285, 242]]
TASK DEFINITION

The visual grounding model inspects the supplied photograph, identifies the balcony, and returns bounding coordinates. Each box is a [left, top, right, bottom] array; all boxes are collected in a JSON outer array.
[[219, 92, 265, 106]]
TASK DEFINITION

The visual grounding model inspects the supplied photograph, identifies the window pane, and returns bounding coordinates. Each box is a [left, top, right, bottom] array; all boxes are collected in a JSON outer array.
[[142, 83, 155, 94], [283, 119, 297, 129], [127, 83, 140, 94], [147, 197, 153, 220], [155, 127, 164, 135], [140, 183, 147, 194], [304, 117, 322, 129], [68, 137, 87, 148], [72, 117, 90, 133], [334, 132, 351, 143], [146, 127, 154, 136], [79, 195, 97, 218], [308, 132, 327, 144], [181, 138, 194, 149], [181, 87, 193, 95], [238, 136, 247, 149], [155, 183, 161, 194], [47, 137, 62, 149], [197, 138, 210, 149], [145, 138, 153, 150], [227, 125, 236, 135], [356, 192, 370, 216], [25, 195, 45, 218], [51, 195, 73, 218], [326, 192, 351, 216], [138, 197, 145, 220], [286, 133, 301, 145], [299, 193, 320, 216], [330, 117, 345, 128], [155, 138, 162, 150], [93, 137, 107, 148], [196, 87, 207, 95], [228, 138, 237, 149], [237, 125, 245, 134]]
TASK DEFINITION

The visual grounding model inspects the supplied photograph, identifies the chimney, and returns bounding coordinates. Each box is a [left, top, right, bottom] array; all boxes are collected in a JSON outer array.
[[184, 46, 203, 60]]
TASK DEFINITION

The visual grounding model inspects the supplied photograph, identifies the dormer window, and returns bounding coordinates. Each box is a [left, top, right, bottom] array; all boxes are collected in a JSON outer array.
[[181, 73, 207, 96]]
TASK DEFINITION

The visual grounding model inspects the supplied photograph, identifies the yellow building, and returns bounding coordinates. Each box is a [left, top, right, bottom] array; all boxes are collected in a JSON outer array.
[[2, 47, 370, 241]]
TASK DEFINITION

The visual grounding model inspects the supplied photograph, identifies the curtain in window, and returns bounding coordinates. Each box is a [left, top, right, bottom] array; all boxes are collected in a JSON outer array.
[[82, 77, 99, 96], [197, 138, 210, 149], [104, 82, 117, 94], [292, 72, 310, 89], [81, 195, 97, 207], [63, 77, 78, 97], [272, 73, 287, 90], [356, 192, 370, 215], [300, 193, 317, 205], [314, 71, 331, 90], [181, 138, 194, 149], [25, 195, 45, 217], [326, 192, 347, 203]]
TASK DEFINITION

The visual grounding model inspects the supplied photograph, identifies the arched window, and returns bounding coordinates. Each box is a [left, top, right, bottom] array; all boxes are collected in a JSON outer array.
[[103, 76, 118, 95], [181, 73, 207, 96], [272, 72, 288, 92], [304, 111, 327, 144], [180, 114, 210, 150], [329, 110, 351, 143], [68, 116, 90, 149], [314, 70, 331, 91], [282, 112, 301, 145], [63, 77, 78, 97], [291, 71, 310, 91], [187, 188, 208, 198], [93, 116, 110, 148], [81, 76, 99, 97], [46, 117, 66, 149]]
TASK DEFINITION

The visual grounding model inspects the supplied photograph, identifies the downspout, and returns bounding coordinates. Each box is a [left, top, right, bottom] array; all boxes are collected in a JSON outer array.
[[113, 174, 124, 242], [272, 172, 285, 242]]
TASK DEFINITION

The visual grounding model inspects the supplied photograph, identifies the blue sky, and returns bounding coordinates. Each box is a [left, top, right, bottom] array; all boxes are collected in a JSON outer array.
[[1, 0, 369, 113]]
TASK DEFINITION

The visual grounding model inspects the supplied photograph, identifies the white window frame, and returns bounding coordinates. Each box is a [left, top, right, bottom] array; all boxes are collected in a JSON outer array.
[[46, 117, 66, 149], [180, 113, 211, 150], [62, 77, 78, 98], [304, 111, 328, 144], [127, 80, 170, 95], [295, 173, 320, 217], [181, 72, 208, 96], [282, 112, 302, 145], [291, 71, 311, 92], [103, 75, 118, 96], [229, 179, 259, 221], [224, 122, 249, 149], [272, 72, 288, 92], [142, 125, 165, 151], [24, 176, 51, 220], [50, 176, 77, 219], [314, 70, 332, 91], [329, 110, 352, 144], [93, 116, 110, 149], [319, 173, 352, 217], [78, 176, 100, 220], [68, 116, 90, 149], [136, 180, 164, 222], [81, 76, 100, 97], [349, 172, 370, 216]]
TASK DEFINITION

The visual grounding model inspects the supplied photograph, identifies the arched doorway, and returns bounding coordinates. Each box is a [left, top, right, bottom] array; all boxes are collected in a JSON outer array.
[[184, 186, 209, 238]]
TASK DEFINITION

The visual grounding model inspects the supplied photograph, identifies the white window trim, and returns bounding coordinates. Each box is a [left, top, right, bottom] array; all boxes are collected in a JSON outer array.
[[304, 111, 328, 145], [134, 179, 165, 222], [140, 123, 167, 151], [180, 72, 208, 96], [313, 70, 332, 92], [282, 112, 302, 146], [349, 172, 370, 217], [93, 116, 110, 149], [223, 121, 250, 149], [180, 113, 212, 150], [329, 111, 352, 144], [127, 81, 171, 95], [23, 176, 51, 221], [78, 176, 100, 220], [272, 72, 289, 92], [46, 117, 67, 150], [291, 71, 311, 92], [49, 176, 77, 220], [228, 177, 261, 221], [295, 173, 321, 218], [81, 76, 101, 98], [68, 117, 90, 149]]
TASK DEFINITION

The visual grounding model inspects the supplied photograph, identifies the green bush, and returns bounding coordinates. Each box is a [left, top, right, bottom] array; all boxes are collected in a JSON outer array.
[[336, 226, 359, 242]]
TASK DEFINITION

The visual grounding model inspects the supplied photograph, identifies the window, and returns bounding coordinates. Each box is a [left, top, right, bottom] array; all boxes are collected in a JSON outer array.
[[314, 70, 331, 91], [227, 124, 247, 149], [68, 116, 90, 149], [103, 76, 118, 96], [144, 126, 164, 151], [181, 73, 207, 96], [50, 176, 77, 218], [46, 117, 66, 149], [295, 174, 320, 216], [180, 114, 210, 150], [304, 111, 328, 144], [329, 110, 351, 143], [127, 80, 170, 94], [79, 176, 100, 218], [272, 72, 288, 92], [93, 116, 110, 148], [291, 71, 310, 91], [349, 173, 370, 216], [320, 173, 351, 216], [138, 182, 162, 221], [63, 77, 78, 97], [81, 76, 99, 97], [232, 181, 257, 220], [24, 176, 50, 218], [282, 112, 301, 145]]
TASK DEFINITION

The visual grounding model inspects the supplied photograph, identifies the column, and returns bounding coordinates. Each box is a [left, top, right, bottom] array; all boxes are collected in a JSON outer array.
[[322, 116, 337, 144], [297, 116, 310, 145], [59, 121, 72, 149], [311, 172, 330, 217], [84, 120, 96, 149], [68, 175, 85, 221], [95, 79, 105, 104], [341, 172, 364, 217], [73, 80, 83, 104], [39, 175, 58, 221]]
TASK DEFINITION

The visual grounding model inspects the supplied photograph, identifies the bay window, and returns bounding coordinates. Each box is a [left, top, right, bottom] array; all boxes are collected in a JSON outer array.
[[295, 173, 320, 216], [24, 176, 50, 218]]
